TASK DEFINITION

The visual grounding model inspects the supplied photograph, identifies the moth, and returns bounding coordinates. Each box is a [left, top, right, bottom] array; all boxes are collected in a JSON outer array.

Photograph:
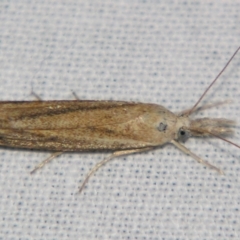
[[1, 47, 239, 192]]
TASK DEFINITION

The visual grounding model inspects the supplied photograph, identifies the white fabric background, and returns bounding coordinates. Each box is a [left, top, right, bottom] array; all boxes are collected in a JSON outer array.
[[0, 1, 239, 239]]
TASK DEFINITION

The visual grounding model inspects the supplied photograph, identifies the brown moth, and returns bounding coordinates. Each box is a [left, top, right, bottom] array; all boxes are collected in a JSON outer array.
[[0, 47, 239, 192]]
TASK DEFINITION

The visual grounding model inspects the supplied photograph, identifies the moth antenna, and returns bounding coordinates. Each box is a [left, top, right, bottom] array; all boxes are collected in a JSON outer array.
[[206, 131, 240, 149], [187, 46, 240, 116], [178, 99, 232, 116]]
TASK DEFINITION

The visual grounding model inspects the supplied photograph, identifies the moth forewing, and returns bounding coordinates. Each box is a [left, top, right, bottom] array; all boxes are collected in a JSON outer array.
[[0, 101, 178, 151]]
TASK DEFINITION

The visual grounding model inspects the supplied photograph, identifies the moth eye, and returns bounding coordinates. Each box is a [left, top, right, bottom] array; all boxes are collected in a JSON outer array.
[[180, 130, 185, 136], [158, 122, 168, 132], [178, 127, 190, 142]]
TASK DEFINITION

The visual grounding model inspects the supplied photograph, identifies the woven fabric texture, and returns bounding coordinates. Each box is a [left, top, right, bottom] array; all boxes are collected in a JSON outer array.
[[0, 1, 239, 239]]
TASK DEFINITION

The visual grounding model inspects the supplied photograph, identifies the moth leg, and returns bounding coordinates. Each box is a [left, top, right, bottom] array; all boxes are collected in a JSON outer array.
[[171, 140, 224, 174], [31, 90, 80, 100], [79, 147, 153, 193], [30, 152, 63, 174], [71, 91, 80, 100], [30, 91, 42, 101]]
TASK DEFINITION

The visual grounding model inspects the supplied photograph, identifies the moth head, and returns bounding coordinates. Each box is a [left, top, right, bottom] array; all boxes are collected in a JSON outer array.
[[175, 116, 235, 143], [174, 115, 192, 142]]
